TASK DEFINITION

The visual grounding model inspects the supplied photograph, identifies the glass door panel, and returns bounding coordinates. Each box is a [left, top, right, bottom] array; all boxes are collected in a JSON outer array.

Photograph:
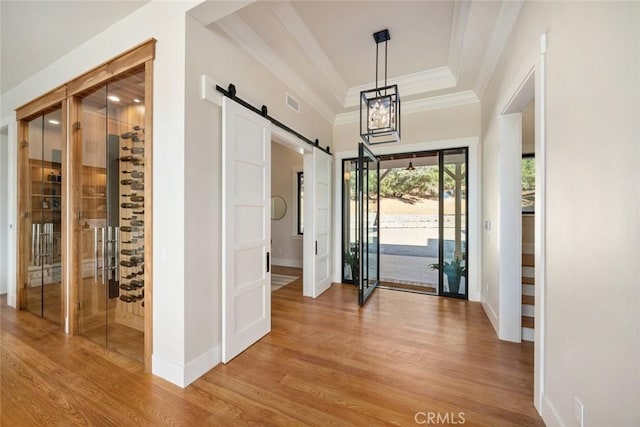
[[358, 143, 380, 306], [26, 115, 44, 318], [76, 69, 146, 362], [23, 108, 63, 324], [440, 148, 468, 298], [342, 159, 358, 283], [78, 85, 108, 348], [42, 109, 63, 324]]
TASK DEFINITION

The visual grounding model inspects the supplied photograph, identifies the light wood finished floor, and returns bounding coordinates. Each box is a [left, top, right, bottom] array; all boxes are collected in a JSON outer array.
[[1, 279, 543, 426]]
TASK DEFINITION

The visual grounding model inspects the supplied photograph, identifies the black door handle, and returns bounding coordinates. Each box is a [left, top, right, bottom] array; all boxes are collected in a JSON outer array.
[[266, 252, 270, 273]]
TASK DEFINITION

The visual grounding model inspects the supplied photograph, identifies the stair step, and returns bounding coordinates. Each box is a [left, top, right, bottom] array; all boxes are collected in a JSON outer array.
[[522, 327, 534, 342], [522, 253, 535, 267], [522, 295, 534, 305], [522, 315, 535, 329], [522, 276, 535, 285]]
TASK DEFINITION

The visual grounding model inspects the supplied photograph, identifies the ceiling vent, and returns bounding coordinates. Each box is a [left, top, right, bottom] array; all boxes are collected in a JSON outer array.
[[286, 92, 300, 113]]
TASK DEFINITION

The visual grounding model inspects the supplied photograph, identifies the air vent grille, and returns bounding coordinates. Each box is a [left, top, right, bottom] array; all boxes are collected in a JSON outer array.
[[286, 93, 300, 113]]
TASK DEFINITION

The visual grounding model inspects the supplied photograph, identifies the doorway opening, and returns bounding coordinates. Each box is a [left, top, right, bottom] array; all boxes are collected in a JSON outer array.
[[270, 140, 304, 292], [342, 147, 469, 299], [1, 126, 9, 298]]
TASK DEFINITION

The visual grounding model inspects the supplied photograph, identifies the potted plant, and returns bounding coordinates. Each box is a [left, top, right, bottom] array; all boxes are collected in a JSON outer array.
[[430, 256, 467, 294], [344, 249, 359, 283]]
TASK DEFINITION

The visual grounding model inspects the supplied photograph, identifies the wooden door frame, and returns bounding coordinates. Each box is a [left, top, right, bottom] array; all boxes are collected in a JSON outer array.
[[16, 91, 68, 325]]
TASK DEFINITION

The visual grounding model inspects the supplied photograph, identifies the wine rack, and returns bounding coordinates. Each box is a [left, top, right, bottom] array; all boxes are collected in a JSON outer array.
[[117, 125, 145, 324]]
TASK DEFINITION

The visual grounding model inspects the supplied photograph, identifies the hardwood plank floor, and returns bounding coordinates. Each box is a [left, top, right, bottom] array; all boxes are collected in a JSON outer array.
[[1, 281, 543, 426]]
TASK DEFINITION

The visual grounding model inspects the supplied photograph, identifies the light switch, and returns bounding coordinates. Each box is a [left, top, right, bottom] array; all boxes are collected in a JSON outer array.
[[484, 220, 491, 230]]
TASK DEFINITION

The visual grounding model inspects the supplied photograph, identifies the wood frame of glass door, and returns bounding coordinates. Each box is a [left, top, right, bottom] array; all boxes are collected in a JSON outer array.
[[15, 39, 155, 372], [16, 89, 68, 324]]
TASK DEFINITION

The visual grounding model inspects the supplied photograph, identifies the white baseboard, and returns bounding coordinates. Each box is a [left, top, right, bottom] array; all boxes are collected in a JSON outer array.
[[184, 345, 220, 387], [152, 345, 220, 388], [7, 292, 16, 308], [272, 258, 302, 268], [541, 394, 566, 427], [522, 326, 534, 342], [152, 355, 186, 387], [481, 299, 499, 336]]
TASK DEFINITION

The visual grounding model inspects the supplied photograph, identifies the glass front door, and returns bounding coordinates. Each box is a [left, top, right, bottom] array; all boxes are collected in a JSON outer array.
[[439, 148, 467, 297], [343, 147, 468, 299], [357, 143, 380, 305], [24, 108, 63, 324], [76, 68, 146, 362]]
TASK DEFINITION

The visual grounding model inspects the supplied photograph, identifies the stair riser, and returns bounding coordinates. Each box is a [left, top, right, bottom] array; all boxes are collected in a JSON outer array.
[[522, 266, 534, 277], [522, 327, 534, 342], [523, 284, 535, 296], [522, 304, 534, 317]]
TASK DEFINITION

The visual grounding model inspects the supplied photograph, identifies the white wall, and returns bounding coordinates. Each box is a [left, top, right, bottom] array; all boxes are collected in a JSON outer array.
[[522, 100, 535, 154], [0, 126, 8, 295], [271, 142, 303, 267], [183, 9, 332, 384], [333, 102, 480, 153], [0, 0, 201, 386], [481, 1, 640, 425]]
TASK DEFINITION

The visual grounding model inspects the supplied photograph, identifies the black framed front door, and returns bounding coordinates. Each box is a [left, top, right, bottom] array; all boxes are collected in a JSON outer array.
[[357, 143, 380, 305]]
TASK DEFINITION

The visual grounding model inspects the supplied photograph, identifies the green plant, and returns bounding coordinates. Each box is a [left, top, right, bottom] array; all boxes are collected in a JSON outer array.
[[344, 250, 358, 268], [430, 256, 467, 294], [343, 250, 359, 282], [429, 256, 467, 275]]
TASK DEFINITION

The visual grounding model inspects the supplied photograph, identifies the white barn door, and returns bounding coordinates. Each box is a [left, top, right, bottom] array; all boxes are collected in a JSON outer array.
[[222, 98, 271, 363], [304, 149, 332, 298]]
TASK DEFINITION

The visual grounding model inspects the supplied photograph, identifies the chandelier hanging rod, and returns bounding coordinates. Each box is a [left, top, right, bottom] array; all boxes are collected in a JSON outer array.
[[373, 29, 391, 96]]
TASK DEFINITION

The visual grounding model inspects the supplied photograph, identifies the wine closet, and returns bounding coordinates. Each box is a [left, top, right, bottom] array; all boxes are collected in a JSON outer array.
[[17, 40, 154, 370]]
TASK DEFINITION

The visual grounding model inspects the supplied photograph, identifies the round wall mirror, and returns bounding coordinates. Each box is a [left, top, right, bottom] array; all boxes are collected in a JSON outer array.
[[271, 195, 287, 220]]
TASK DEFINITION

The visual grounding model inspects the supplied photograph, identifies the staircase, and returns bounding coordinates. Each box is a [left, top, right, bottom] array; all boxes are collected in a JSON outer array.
[[522, 253, 535, 341]]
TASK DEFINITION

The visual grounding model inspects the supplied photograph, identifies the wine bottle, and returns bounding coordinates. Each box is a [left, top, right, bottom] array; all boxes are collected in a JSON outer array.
[[120, 179, 141, 186], [131, 182, 144, 191], [131, 220, 144, 227], [131, 171, 144, 179], [130, 195, 144, 202], [120, 203, 142, 209], [130, 256, 144, 264], [120, 156, 141, 162], [131, 147, 144, 155]]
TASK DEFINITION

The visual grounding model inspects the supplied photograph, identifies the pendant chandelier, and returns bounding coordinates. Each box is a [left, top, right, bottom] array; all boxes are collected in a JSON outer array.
[[360, 28, 401, 145]]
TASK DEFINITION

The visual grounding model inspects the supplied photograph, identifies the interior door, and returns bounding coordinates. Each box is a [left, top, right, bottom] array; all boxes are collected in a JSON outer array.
[[76, 70, 147, 362], [22, 108, 63, 324], [303, 149, 332, 298], [222, 97, 271, 363], [357, 143, 380, 305]]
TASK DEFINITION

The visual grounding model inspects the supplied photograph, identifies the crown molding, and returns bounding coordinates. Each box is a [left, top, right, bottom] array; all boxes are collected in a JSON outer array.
[[448, 0, 471, 78], [334, 90, 478, 127], [475, 0, 524, 98], [272, 2, 348, 105], [216, 13, 336, 122], [343, 66, 456, 108]]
